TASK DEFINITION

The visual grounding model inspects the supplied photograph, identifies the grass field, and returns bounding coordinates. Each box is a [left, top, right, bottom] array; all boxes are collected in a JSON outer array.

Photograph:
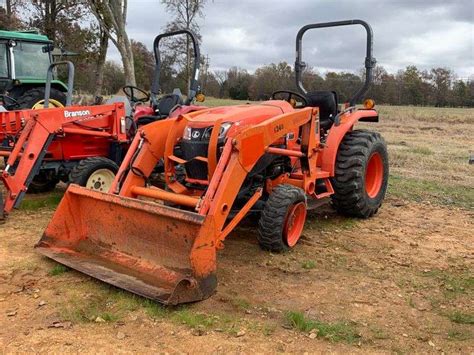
[[204, 100, 474, 209], [0, 100, 472, 353]]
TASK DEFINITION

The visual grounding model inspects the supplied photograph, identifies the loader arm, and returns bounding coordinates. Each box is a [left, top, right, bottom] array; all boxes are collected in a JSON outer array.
[[36, 106, 320, 304], [1, 103, 127, 220]]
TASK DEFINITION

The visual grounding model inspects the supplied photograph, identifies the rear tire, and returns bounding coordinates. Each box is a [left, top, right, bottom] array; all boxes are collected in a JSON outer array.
[[257, 184, 307, 252], [69, 157, 118, 192], [16, 87, 66, 109], [331, 129, 388, 218]]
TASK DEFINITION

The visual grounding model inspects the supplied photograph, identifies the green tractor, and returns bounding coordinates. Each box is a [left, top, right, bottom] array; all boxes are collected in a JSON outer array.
[[0, 30, 68, 110]]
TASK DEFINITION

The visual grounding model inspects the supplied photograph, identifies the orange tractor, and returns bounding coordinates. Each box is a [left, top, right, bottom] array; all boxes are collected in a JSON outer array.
[[36, 20, 388, 304]]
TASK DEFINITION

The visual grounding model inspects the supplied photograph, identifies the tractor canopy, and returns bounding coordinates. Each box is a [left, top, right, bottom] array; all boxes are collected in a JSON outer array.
[[0, 30, 68, 95]]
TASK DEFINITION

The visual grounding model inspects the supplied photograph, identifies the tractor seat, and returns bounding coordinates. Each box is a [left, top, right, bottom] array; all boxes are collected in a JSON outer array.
[[155, 93, 183, 118], [305, 91, 338, 131], [136, 93, 183, 126]]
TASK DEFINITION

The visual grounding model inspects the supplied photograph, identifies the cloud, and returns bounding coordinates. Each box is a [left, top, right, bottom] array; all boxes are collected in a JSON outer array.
[[107, 0, 473, 78]]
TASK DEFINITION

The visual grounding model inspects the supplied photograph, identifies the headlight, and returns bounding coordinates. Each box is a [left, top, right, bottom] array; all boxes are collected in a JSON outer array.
[[203, 122, 232, 140]]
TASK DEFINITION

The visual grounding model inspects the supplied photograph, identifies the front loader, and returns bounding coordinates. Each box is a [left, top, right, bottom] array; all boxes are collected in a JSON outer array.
[[36, 20, 389, 305]]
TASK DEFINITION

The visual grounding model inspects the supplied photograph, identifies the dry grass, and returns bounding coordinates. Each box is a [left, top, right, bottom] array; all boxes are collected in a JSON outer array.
[[363, 106, 473, 209], [202, 99, 474, 209]]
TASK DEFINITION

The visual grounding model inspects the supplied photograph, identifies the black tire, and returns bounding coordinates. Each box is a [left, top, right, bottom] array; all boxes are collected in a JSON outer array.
[[331, 129, 388, 218], [257, 184, 307, 252], [27, 172, 59, 193], [16, 87, 66, 109], [69, 157, 119, 192]]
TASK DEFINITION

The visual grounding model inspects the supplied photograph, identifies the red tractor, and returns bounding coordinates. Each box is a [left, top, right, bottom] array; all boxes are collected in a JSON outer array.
[[1, 29, 204, 220]]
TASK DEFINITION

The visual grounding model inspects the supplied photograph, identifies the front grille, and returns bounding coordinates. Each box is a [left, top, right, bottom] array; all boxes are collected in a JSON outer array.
[[181, 139, 210, 180]]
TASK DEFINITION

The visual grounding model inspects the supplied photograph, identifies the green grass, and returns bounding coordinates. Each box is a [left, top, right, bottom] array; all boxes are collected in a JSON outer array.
[[301, 260, 317, 269], [173, 308, 217, 329], [411, 146, 434, 156], [447, 329, 472, 341], [307, 215, 357, 232], [422, 270, 474, 296], [60, 295, 120, 323], [198, 97, 255, 107], [48, 263, 70, 276], [370, 326, 390, 340], [388, 175, 474, 209], [58, 283, 245, 334], [448, 311, 474, 325], [262, 324, 276, 336], [285, 311, 360, 343], [231, 298, 251, 311], [19, 192, 63, 211]]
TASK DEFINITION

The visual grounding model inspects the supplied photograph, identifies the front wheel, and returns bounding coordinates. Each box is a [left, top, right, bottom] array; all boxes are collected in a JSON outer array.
[[69, 157, 119, 192], [331, 129, 389, 218], [257, 184, 307, 252]]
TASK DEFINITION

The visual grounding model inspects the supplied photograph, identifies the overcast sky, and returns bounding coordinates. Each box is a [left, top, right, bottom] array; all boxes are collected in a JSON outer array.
[[108, 0, 474, 79]]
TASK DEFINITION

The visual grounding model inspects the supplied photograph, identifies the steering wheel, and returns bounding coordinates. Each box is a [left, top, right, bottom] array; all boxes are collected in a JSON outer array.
[[122, 86, 150, 104], [271, 90, 308, 108]]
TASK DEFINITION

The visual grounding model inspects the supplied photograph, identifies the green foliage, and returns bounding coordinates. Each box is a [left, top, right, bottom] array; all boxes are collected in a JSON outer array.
[[132, 40, 154, 90]]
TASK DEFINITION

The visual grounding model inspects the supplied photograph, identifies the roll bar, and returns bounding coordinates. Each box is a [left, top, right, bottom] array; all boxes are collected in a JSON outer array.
[[44, 61, 74, 108], [151, 29, 201, 106], [295, 19, 376, 106]]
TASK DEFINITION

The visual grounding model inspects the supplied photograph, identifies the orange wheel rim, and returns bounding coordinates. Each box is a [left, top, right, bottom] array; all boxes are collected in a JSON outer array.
[[283, 202, 306, 248], [365, 152, 383, 198]]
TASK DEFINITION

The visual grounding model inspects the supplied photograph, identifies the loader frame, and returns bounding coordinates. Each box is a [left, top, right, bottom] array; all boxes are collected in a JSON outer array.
[[1, 103, 127, 220]]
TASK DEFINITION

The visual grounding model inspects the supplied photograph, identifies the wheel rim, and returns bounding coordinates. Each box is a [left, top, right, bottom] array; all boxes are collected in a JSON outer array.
[[86, 169, 115, 192], [283, 202, 307, 248], [32, 99, 64, 109], [365, 152, 384, 198]]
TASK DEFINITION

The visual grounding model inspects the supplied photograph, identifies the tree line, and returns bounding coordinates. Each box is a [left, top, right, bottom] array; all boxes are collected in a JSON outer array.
[[200, 63, 474, 107], [1, 1, 472, 107]]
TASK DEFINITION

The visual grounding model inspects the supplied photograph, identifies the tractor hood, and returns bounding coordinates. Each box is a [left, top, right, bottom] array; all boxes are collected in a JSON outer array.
[[185, 100, 294, 130]]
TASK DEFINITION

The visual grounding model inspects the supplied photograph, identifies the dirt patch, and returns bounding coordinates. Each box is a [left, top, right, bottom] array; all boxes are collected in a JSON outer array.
[[0, 197, 472, 353]]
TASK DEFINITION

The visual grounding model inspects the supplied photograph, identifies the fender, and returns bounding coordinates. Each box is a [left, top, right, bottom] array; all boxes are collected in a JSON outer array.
[[320, 109, 378, 175]]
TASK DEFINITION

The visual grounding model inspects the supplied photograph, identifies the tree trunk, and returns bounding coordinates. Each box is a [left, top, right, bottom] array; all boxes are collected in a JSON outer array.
[[118, 34, 135, 86], [94, 30, 108, 96], [6, 0, 11, 16]]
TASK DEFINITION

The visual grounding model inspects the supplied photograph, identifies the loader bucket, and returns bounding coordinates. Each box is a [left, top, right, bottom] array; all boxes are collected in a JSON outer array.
[[35, 184, 217, 305]]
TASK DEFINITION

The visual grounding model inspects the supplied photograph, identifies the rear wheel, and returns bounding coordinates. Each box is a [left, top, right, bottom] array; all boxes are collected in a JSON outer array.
[[69, 157, 118, 192], [16, 87, 66, 109], [257, 184, 307, 252], [331, 130, 388, 218]]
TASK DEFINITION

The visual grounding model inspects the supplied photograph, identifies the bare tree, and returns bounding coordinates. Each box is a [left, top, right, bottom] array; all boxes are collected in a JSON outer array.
[[88, 0, 135, 86], [161, 0, 206, 92], [28, 0, 85, 41]]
